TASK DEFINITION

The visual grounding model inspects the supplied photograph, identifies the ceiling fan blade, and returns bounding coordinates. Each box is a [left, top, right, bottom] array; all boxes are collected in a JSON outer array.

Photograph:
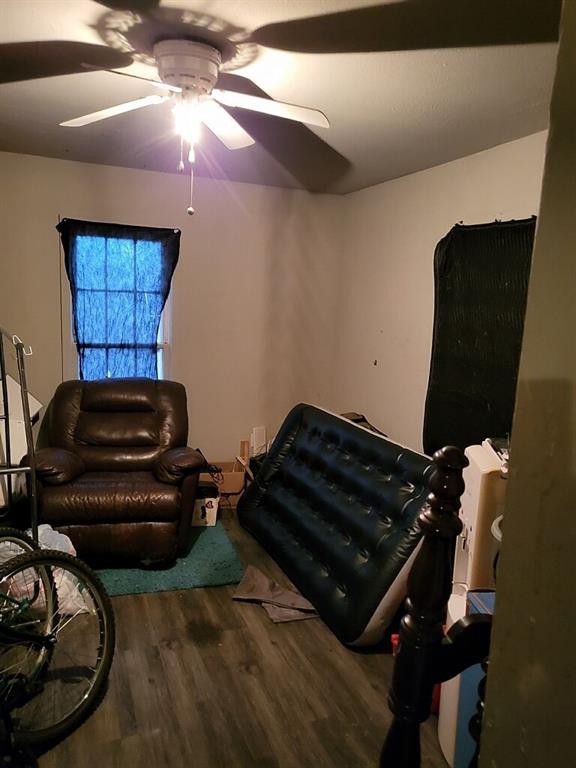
[[60, 94, 166, 127], [216, 73, 350, 192], [199, 100, 255, 150], [95, 0, 160, 10], [250, 0, 562, 53], [80, 64, 182, 93], [0, 42, 133, 85], [212, 89, 329, 129]]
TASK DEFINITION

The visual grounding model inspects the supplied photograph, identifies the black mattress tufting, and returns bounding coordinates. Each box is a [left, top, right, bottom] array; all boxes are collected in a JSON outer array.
[[237, 404, 433, 645]]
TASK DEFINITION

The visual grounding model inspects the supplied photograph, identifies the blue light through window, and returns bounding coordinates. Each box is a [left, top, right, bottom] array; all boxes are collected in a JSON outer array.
[[57, 220, 180, 382]]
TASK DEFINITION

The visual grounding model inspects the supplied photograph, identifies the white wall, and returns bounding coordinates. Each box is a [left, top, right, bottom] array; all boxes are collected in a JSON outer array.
[[0, 132, 548, 460], [330, 131, 548, 452], [0, 152, 345, 458]]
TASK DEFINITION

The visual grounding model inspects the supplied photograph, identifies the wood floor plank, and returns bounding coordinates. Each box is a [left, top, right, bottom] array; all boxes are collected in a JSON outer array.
[[39, 513, 448, 767]]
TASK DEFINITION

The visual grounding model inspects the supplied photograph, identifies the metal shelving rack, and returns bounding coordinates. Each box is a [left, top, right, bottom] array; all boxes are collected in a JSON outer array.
[[0, 326, 39, 543]]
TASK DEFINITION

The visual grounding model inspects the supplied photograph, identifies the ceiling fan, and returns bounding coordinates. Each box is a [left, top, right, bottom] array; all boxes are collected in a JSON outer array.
[[59, 39, 329, 159], [0, 0, 562, 193]]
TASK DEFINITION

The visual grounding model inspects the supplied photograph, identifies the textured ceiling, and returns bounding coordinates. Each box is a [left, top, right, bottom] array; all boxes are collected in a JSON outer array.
[[0, 0, 558, 193]]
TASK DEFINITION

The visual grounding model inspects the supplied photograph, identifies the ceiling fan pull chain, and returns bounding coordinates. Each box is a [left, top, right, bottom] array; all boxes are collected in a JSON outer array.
[[178, 134, 185, 173], [187, 158, 195, 216]]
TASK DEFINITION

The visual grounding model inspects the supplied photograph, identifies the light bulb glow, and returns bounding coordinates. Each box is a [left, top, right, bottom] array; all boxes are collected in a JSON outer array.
[[173, 99, 202, 146]]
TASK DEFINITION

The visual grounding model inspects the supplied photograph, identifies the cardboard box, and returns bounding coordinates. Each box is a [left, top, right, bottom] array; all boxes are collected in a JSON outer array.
[[199, 459, 246, 496]]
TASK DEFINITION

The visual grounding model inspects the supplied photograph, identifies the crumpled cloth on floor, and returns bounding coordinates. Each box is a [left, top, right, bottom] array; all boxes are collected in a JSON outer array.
[[233, 565, 318, 623]]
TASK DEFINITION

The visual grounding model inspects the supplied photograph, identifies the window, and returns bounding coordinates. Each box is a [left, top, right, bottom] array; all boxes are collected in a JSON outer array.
[[57, 219, 180, 380]]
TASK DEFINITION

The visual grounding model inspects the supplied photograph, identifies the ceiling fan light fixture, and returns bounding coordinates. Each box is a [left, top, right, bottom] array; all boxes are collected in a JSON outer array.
[[154, 40, 221, 94], [155, 40, 224, 171], [173, 97, 202, 146]]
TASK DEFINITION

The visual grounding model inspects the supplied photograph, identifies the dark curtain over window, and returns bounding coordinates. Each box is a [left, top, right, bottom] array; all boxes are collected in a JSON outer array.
[[423, 217, 535, 456], [57, 218, 180, 380]]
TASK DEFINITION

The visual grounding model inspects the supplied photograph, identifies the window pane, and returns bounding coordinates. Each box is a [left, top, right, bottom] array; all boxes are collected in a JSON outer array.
[[136, 292, 163, 344], [107, 238, 135, 291], [136, 240, 163, 292], [61, 221, 178, 382], [75, 236, 105, 290], [76, 289, 106, 344], [136, 349, 157, 378], [108, 347, 136, 378], [107, 291, 134, 344], [82, 347, 106, 380]]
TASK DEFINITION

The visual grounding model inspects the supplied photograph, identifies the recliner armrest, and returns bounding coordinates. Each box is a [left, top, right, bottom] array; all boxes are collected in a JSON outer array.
[[154, 447, 206, 485], [34, 447, 85, 485]]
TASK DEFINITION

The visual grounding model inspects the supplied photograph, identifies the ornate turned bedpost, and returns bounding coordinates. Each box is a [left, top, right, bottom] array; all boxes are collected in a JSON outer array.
[[468, 658, 489, 768], [380, 445, 468, 767]]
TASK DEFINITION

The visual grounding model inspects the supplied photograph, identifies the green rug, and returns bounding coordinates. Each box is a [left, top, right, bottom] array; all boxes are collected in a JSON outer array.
[[97, 522, 244, 597]]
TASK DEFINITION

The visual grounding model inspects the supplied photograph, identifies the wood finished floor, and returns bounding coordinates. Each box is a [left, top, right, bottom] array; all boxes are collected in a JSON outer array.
[[40, 513, 449, 768]]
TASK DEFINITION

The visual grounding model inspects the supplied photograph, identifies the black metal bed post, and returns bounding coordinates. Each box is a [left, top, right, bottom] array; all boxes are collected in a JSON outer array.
[[380, 445, 468, 767], [0, 330, 14, 513]]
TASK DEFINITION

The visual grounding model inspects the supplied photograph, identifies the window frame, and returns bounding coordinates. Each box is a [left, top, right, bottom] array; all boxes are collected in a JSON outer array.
[[57, 218, 180, 382]]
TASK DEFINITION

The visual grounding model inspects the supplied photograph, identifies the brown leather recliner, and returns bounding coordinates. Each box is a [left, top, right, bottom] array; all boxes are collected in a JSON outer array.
[[34, 378, 205, 565]]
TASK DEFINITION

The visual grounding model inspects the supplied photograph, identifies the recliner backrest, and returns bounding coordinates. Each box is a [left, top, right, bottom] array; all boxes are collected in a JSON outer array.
[[43, 378, 188, 471]]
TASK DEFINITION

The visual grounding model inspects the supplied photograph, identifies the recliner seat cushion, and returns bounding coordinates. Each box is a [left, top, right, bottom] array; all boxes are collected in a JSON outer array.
[[40, 471, 181, 526]]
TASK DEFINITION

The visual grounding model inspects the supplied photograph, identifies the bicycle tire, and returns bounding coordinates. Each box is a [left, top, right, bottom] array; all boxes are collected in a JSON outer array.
[[0, 530, 60, 694], [0, 535, 56, 704], [0, 550, 115, 747], [0, 527, 37, 559]]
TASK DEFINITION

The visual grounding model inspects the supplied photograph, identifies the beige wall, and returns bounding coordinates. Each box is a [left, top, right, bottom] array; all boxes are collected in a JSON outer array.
[[330, 132, 547, 451], [0, 131, 548, 460], [0, 152, 345, 459]]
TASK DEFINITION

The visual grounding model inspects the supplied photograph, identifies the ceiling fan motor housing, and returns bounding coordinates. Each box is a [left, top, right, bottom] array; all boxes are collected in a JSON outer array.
[[154, 40, 222, 94]]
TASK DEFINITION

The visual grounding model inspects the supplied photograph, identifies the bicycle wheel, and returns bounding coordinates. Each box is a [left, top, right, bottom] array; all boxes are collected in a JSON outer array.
[[0, 527, 37, 562], [0, 550, 115, 747], [0, 526, 52, 698], [0, 540, 57, 706]]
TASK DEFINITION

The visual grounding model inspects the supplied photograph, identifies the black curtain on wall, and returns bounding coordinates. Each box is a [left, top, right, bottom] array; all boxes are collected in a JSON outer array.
[[423, 217, 536, 456]]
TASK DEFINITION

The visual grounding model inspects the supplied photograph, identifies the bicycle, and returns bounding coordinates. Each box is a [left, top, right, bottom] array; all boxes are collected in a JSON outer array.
[[0, 528, 36, 561], [0, 330, 115, 764], [0, 542, 115, 765]]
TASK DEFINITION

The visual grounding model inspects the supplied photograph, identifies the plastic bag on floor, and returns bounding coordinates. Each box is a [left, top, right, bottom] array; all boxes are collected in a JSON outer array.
[[34, 524, 77, 556], [0, 524, 75, 566], [34, 525, 86, 615]]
